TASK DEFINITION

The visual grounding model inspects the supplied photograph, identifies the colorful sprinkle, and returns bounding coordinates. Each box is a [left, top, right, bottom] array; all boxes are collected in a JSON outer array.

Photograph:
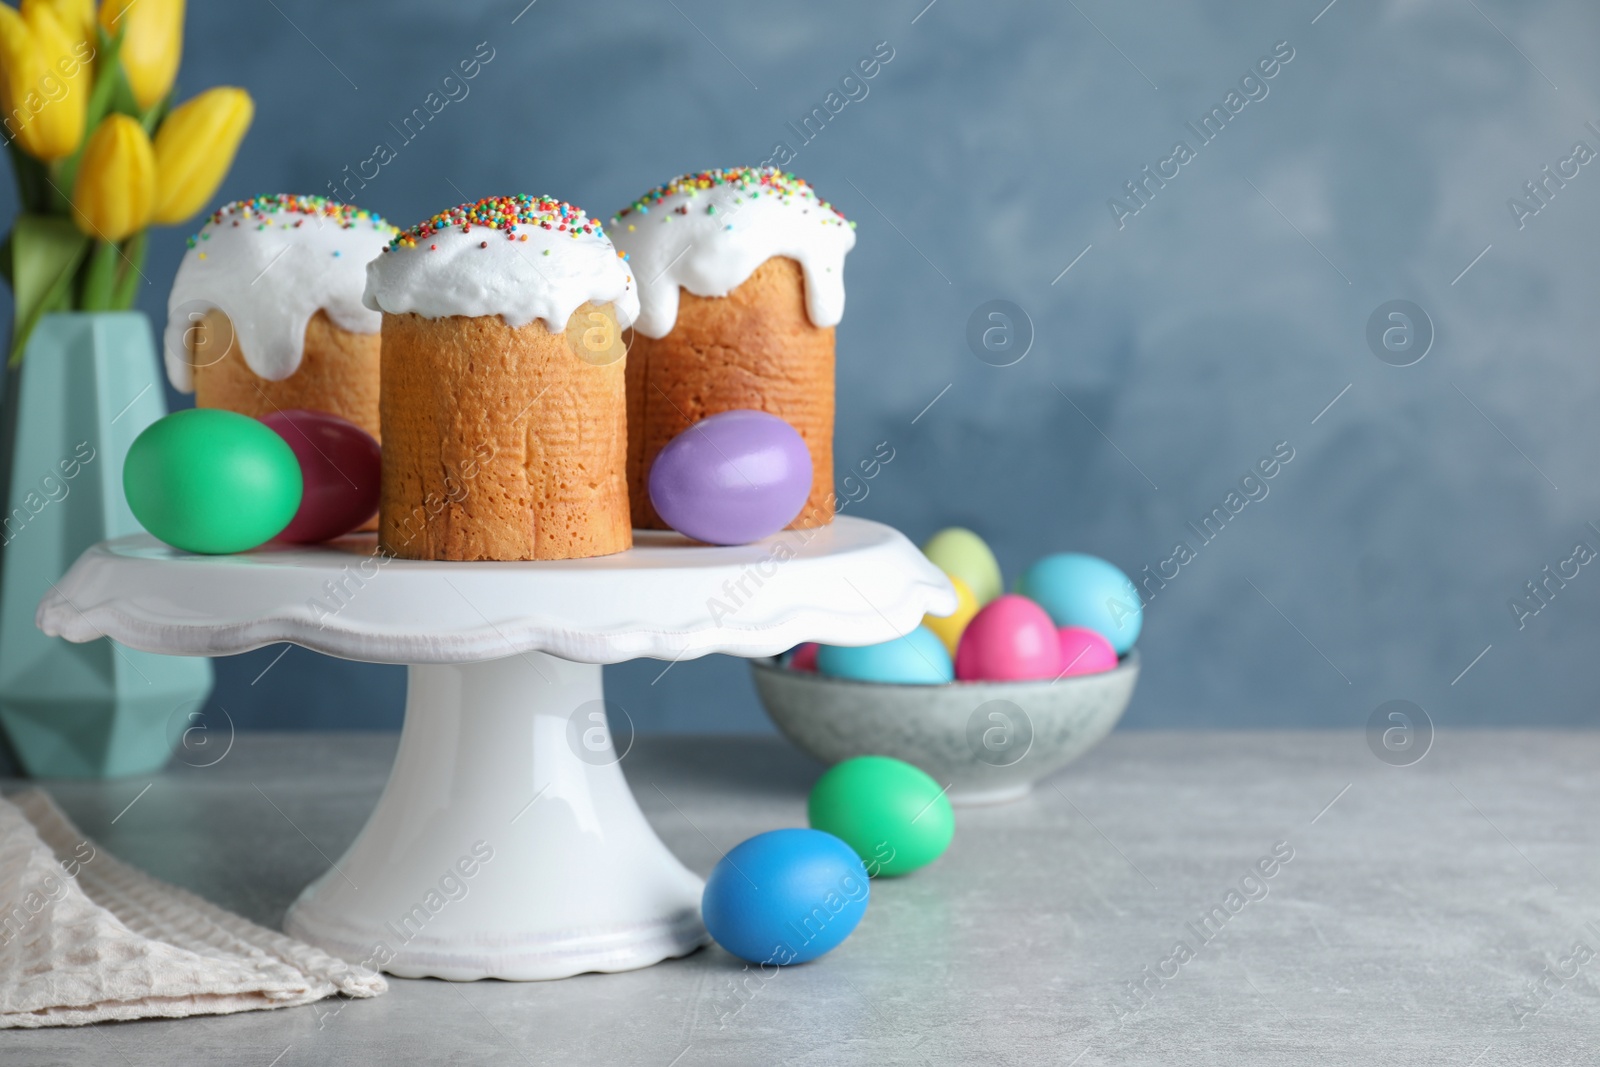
[[185, 194, 393, 250], [384, 195, 609, 252], [611, 167, 850, 227]]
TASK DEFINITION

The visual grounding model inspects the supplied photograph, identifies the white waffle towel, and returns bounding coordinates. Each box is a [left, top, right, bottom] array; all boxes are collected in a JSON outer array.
[[0, 788, 385, 1028]]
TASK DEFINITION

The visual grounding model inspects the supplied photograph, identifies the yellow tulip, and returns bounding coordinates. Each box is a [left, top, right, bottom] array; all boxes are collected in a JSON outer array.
[[0, 6, 50, 158], [23, 2, 89, 142], [71, 113, 156, 241], [150, 87, 252, 224], [0, 1, 88, 159], [25, 0, 92, 55], [99, 0, 183, 111]]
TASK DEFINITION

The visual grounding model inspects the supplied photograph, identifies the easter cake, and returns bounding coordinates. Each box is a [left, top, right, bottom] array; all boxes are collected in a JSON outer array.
[[363, 195, 640, 562], [611, 168, 855, 532], [163, 195, 395, 444]]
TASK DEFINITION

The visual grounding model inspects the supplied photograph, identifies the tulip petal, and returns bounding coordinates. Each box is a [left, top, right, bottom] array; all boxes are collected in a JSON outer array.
[[71, 112, 157, 241], [17, 0, 88, 157], [0, 4, 58, 160], [100, 0, 183, 111], [29, 0, 92, 50], [151, 86, 253, 225]]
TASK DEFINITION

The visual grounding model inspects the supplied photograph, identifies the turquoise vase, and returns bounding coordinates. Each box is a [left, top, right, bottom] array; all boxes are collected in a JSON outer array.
[[0, 312, 214, 778]]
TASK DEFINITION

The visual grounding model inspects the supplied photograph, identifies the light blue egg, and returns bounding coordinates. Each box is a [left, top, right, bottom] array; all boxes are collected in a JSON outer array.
[[1016, 553, 1141, 654], [816, 626, 953, 684]]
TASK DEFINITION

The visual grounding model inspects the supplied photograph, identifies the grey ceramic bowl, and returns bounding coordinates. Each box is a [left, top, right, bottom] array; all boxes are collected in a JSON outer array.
[[751, 652, 1139, 805]]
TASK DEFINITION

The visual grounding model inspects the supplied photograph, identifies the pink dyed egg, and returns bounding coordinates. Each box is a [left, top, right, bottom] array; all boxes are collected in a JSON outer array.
[[955, 594, 1061, 681], [1056, 626, 1118, 677], [260, 409, 381, 543], [789, 643, 820, 672]]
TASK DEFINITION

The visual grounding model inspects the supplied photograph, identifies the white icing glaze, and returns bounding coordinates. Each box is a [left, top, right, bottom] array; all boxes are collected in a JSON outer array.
[[163, 197, 395, 392], [609, 169, 856, 339], [362, 198, 639, 334]]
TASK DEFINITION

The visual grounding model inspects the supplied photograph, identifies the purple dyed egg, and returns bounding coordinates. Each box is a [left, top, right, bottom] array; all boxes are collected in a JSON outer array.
[[260, 409, 381, 543], [648, 410, 812, 545]]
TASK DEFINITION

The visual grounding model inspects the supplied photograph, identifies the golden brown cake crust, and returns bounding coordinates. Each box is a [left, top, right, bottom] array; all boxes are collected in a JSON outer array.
[[625, 255, 835, 530], [378, 306, 633, 562], [191, 308, 382, 442], [192, 308, 381, 530]]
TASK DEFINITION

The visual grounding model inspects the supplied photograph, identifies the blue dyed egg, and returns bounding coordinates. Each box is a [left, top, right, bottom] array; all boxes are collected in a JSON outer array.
[[648, 410, 813, 545], [816, 625, 954, 685], [701, 828, 870, 965], [1016, 553, 1141, 654]]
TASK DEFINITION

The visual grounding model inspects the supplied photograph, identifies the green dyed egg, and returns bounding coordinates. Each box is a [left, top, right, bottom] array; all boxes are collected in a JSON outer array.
[[922, 527, 1003, 605], [808, 755, 954, 877], [123, 409, 303, 554]]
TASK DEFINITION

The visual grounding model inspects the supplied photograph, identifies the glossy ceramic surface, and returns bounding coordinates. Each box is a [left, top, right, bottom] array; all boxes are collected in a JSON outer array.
[[34, 516, 953, 978], [36, 517, 956, 664], [284, 654, 709, 980], [753, 653, 1139, 805]]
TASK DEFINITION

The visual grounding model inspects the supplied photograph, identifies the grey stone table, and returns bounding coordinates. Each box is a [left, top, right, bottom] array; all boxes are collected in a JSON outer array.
[[4, 731, 1597, 1066]]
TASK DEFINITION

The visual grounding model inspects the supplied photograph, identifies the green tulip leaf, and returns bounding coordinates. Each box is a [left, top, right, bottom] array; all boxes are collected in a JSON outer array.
[[5, 139, 50, 217], [57, 25, 128, 200], [111, 231, 148, 311], [141, 91, 171, 136], [107, 62, 141, 120], [79, 239, 120, 313], [8, 214, 90, 366]]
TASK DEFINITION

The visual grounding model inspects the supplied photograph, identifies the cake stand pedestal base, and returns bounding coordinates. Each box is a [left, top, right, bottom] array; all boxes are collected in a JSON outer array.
[[283, 653, 707, 981]]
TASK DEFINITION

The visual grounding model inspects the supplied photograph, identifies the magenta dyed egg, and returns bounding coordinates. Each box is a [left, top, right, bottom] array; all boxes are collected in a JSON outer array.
[[955, 594, 1061, 681], [1056, 626, 1118, 677], [789, 643, 820, 672], [259, 409, 381, 543], [648, 410, 812, 545]]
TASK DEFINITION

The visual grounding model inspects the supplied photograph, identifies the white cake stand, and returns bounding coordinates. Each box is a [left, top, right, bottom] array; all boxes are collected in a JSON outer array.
[[35, 516, 953, 981]]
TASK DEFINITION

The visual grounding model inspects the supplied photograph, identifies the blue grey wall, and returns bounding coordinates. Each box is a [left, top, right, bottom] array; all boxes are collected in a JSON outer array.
[[9, 0, 1600, 733]]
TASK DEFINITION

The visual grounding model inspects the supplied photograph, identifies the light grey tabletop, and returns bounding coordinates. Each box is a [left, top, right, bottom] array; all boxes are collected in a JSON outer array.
[[4, 731, 1597, 1066]]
